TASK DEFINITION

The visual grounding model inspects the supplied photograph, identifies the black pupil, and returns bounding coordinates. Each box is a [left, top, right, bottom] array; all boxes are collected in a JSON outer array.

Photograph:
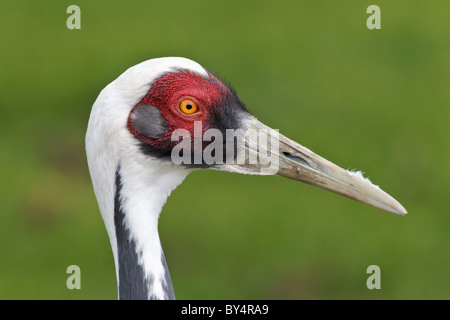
[[186, 104, 192, 110]]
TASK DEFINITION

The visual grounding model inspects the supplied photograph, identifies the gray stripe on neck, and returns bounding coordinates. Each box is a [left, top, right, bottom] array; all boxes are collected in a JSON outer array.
[[114, 166, 176, 300], [114, 167, 149, 300]]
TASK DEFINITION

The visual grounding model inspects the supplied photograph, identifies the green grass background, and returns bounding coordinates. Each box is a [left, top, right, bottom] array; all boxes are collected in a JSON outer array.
[[0, 0, 448, 299]]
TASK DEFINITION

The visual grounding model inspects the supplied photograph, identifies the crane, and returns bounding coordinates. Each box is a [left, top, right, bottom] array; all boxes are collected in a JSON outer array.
[[85, 57, 406, 300]]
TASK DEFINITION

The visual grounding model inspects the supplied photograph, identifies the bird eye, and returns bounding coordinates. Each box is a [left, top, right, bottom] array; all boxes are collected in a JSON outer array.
[[179, 99, 198, 115]]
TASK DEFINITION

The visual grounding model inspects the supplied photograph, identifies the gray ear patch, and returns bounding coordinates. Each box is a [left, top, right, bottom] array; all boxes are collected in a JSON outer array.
[[130, 104, 168, 139]]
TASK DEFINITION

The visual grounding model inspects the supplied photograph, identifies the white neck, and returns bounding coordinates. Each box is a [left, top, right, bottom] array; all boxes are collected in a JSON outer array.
[[114, 151, 189, 299], [87, 127, 190, 299]]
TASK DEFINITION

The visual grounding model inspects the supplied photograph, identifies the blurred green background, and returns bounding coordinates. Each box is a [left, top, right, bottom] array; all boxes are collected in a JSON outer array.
[[0, 0, 449, 299]]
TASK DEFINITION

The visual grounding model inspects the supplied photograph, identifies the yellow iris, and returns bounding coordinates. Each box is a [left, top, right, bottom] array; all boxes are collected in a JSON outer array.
[[179, 99, 198, 114]]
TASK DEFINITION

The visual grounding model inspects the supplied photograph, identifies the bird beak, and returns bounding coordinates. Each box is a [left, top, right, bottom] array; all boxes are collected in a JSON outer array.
[[221, 116, 407, 215]]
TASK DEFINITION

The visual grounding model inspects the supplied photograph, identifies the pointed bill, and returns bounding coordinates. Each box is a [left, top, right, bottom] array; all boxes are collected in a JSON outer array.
[[226, 117, 407, 215]]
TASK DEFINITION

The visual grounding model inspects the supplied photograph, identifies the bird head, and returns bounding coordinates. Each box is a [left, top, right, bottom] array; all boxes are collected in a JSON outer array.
[[87, 57, 406, 223]]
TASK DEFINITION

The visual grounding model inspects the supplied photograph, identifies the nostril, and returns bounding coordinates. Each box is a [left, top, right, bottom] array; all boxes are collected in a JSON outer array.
[[282, 152, 310, 168]]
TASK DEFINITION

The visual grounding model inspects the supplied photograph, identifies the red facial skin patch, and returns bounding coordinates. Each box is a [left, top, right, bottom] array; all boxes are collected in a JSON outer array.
[[128, 71, 232, 150]]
